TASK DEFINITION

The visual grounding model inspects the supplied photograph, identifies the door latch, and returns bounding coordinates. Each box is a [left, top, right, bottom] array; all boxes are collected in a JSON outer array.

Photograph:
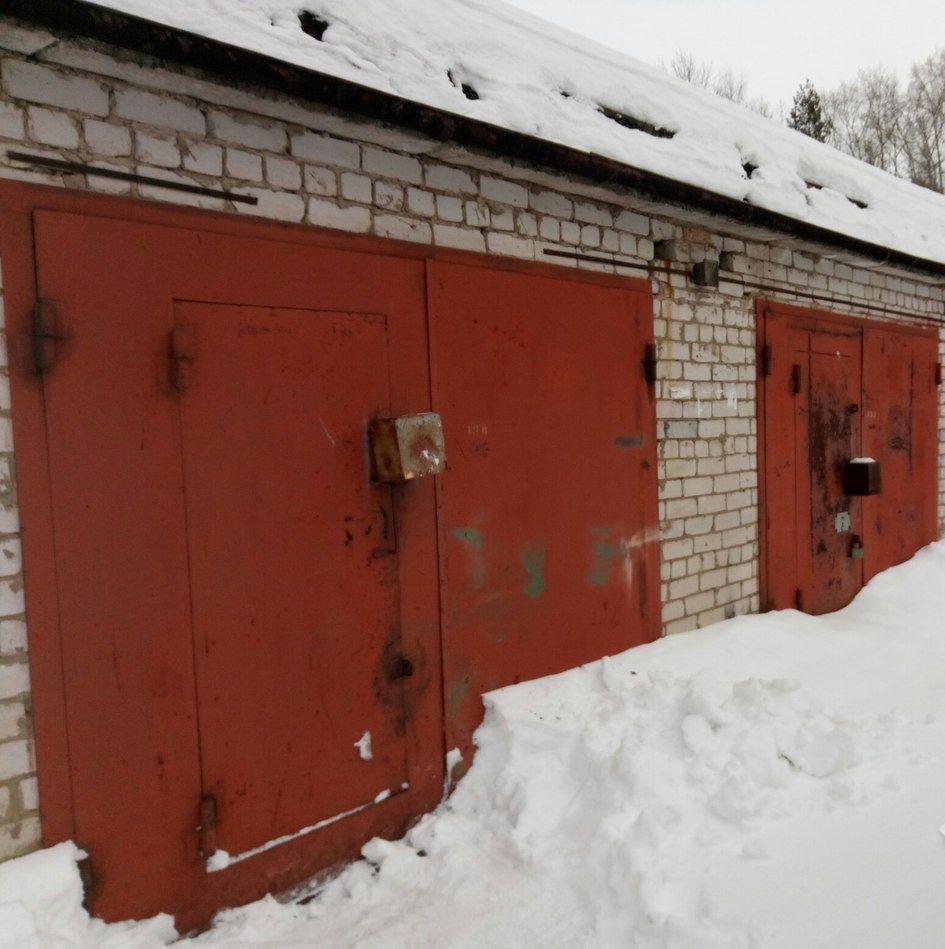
[[369, 413, 446, 483], [850, 535, 864, 559]]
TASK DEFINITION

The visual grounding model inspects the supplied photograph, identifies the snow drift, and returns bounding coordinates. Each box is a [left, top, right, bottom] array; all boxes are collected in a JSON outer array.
[[82, 0, 945, 267], [3, 542, 945, 946]]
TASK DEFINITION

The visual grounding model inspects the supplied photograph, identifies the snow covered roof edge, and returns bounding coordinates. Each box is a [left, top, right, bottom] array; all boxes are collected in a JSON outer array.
[[18, 0, 945, 271]]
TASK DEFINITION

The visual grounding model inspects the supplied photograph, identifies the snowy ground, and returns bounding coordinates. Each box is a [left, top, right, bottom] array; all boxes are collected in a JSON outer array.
[[4, 541, 945, 947]]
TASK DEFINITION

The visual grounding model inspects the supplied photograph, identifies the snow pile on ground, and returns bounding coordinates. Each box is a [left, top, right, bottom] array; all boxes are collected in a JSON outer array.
[[80, 0, 945, 266], [4, 542, 945, 946], [0, 842, 175, 948]]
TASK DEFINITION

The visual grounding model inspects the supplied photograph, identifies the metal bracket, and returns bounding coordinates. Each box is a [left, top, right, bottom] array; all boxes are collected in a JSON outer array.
[[30, 300, 66, 375], [642, 343, 658, 386], [170, 325, 197, 394], [197, 793, 218, 860]]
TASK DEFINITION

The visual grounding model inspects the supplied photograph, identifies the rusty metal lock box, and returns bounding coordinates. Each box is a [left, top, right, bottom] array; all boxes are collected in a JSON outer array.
[[369, 412, 446, 482], [844, 457, 882, 496]]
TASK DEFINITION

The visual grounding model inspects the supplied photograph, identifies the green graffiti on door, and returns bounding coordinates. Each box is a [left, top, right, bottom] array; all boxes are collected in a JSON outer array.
[[520, 545, 546, 600], [452, 527, 486, 591]]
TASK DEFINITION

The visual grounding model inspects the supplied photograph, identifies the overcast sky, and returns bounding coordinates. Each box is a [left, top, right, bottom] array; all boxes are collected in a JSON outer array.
[[504, 0, 945, 111]]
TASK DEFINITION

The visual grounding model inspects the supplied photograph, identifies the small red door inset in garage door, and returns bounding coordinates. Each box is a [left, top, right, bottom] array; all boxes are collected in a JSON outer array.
[[759, 300, 939, 614], [175, 302, 411, 864], [428, 260, 661, 762]]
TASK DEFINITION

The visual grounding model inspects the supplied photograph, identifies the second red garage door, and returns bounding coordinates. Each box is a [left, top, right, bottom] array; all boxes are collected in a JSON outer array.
[[429, 260, 661, 764]]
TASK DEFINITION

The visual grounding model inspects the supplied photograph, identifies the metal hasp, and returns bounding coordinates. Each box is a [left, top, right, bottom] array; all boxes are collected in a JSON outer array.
[[369, 413, 446, 483], [844, 458, 882, 496]]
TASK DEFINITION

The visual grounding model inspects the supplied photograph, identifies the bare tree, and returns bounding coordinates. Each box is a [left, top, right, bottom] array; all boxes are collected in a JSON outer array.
[[823, 54, 945, 194], [666, 50, 771, 117], [903, 50, 945, 192]]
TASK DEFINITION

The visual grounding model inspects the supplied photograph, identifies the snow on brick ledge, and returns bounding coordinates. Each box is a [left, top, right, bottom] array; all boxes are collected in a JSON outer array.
[[86, 0, 945, 267]]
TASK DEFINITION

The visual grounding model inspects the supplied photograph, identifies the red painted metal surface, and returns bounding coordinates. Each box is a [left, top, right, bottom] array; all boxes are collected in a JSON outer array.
[[2, 182, 662, 929], [862, 327, 940, 580], [176, 302, 413, 861], [759, 300, 939, 614], [428, 260, 661, 765], [11, 200, 443, 931]]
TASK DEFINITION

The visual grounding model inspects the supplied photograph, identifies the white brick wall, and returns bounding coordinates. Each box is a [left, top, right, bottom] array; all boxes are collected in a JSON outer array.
[[0, 20, 942, 860]]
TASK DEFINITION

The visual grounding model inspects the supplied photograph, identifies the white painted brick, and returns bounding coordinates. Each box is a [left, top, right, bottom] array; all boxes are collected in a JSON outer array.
[[339, 172, 370, 202], [0, 786, 8, 821], [115, 89, 205, 134], [433, 224, 486, 253], [209, 111, 286, 151], [27, 107, 78, 149], [0, 701, 24, 741], [486, 232, 534, 259], [374, 214, 432, 244], [0, 662, 28, 701], [374, 181, 404, 211], [264, 156, 302, 191], [307, 199, 371, 233], [517, 212, 538, 238], [530, 190, 572, 216], [362, 147, 422, 184], [20, 775, 38, 812], [83, 120, 131, 157], [560, 221, 580, 244], [0, 102, 24, 141], [0, 540, 20, 579], [575, 201, 612, 226], [407, 188, 435, 217], [539, 217, 560, 241], [135, 133, 180, 169], [0, 580, 23, 619], [0, 737, 31, 779], [0, 815, 40, 860], [2, 60, 108, 116], [615, 210, 650, 236], [305, 165, 336, 200], [436, 195, 463, 223], [225, 148, 263, 182], [291, 133, 360, 169], [465, 201, 489, 228], [481, 176, 528, 208], [425, 164, 475, 193], [491, 208, 514, 231], [182, 141, 223, 176], [235, 189, 305, 222], [136, 167, 223, 210]]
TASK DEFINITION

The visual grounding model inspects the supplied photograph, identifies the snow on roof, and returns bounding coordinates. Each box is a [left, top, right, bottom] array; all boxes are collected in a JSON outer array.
[[88, 0, 945, 266]]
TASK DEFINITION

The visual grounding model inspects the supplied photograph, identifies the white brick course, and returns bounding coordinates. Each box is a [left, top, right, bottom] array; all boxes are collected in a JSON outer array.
[[2, 59, 108, 116], [115, 88, 205, 134], [27, 107, 78, 148]]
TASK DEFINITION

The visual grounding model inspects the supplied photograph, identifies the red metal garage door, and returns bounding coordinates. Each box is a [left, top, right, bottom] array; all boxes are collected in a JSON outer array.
[[759, 300, 939, 614], [15, 208, 442, 929], [3, 184, 661, 929], [429, 260, 660, 764]]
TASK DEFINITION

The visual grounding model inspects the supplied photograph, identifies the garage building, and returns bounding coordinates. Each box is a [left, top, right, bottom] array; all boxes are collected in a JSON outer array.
[[0, 0, 942, 930]]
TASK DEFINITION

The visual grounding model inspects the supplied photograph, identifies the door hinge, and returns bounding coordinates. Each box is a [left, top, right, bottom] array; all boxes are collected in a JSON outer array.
[[936, 362, 943, 386], [642, 342, 658, 386], [170, 325, 196, 394], [197, 793, 218, 860], [30, 300, 66, 375], [794, 587, 803, 611], [791, 363, 802, 396], [759, 343, 772, 377]]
